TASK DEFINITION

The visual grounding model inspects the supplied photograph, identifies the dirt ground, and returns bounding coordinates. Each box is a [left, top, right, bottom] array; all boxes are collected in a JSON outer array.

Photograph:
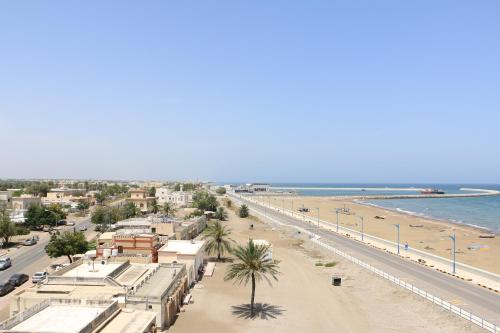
[[169, 206, 482, 333]]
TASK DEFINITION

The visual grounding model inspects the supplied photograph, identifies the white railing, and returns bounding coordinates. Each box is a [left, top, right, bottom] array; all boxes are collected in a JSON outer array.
[[230, 193, 499, 333]]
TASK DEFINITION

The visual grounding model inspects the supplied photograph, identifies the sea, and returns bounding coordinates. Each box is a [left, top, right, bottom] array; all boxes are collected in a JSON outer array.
[[267, 183, 500, 233]]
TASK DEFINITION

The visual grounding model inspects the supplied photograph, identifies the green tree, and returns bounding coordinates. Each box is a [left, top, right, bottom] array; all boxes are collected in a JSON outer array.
[[24, 205, 58, 229], [0, 208, 29, 245], [91, 206, 122, 231], [216, 187, 226, 195], [77, 201, 90, 212], [192, 191, 219, 212], [162, 202, 177, 217], [94, 192, 107, 205], [214, 207, 228, 221], [239, 204, 249, 218], [148, 187, 156, 197], [225, 239, 281, 317], [45, 231, 90, 263], [150, 199, 159, 214], [202, 220, 234, 261], [121, 202, 138, 219], [47, 204, 67, 221]]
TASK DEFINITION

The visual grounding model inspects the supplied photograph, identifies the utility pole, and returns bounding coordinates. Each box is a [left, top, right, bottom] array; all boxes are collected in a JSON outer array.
[[291, 200, 294, 216], [358, 216, 364, 241], [282, 198, 285, 213], [335, 208, 340, 233], [394, 224, 400, 254], [450, 233, 456, 274], [316, 208, 320, 227]]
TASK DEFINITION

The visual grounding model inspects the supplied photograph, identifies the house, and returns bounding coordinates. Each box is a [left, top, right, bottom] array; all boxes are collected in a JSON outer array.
[[128, 189, 155, 213], [10, 259, 188, 330], [156, 187, 192, 207], [114, 217, 176, 237], [96, 231, 161, 263], [11, 195, 41, 211], [158, 240, 206, 285], [0, 191, 11, 206], [0, 299, 157, 333], [175, 216, 207, 240]]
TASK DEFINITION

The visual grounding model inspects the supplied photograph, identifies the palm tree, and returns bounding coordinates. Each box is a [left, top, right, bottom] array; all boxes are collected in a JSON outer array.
[[162, 202, 177, 217], [202, 220, 234, 261], [150, 199, 159, 214], [225, 239, 281, 317], [214, 207, 228, 221]]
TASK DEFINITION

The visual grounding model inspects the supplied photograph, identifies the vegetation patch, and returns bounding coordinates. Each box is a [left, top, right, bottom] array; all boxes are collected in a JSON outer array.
[[325, 261, 337, 267]]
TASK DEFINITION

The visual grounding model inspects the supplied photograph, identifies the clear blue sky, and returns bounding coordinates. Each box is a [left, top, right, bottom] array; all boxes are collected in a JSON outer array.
[[1, 1, 499, 183]]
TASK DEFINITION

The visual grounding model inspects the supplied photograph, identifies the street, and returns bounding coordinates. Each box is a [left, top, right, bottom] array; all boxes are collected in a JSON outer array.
[[230, 194, 500, 327]]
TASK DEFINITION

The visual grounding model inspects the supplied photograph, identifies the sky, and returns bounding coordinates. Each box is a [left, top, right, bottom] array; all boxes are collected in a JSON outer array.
[[1, 1, 499, 183]]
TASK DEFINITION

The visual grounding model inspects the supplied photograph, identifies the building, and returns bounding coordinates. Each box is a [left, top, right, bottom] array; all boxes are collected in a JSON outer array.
[[113, 217, 176, 237], [158, 240, 206, 285], [10, 259, 188, 330], [11, 195, 41, 211], [175, 217, 207, 240], [248, 183, 271, 192], [0, 298, 156, 333], [42, 188, 91, 208], [0, 191, 11, 206], [96, 231, 161, 263], [156, 187, 192, 207], [128, 189, 156, 213]]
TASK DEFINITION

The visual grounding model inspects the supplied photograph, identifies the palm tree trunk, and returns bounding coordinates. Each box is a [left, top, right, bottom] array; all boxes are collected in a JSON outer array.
[[217, 240, 221, 261], [67, 254, 73, 263], [250, 272, 256, 317]]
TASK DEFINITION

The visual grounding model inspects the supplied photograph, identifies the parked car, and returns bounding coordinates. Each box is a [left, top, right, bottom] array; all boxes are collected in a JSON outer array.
[[42, 226, 51, 232], [78, 226, 87, 231], [0, 258, 12, 270], [31, 271, 48, 284], [0, 282, 15, 296], [58, 220, 67, 226], [8, 273, 29, 287], [66, 221, 75, 226], [23, 238, 37, 246]]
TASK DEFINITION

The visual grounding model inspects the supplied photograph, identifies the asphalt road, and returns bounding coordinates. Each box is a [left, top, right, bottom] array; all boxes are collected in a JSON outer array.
[[231, 194, 500, 327]]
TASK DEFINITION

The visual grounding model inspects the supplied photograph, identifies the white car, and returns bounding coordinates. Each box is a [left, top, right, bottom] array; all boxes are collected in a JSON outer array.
[[32, 271, 48, 283], [66, 221, 75, 226], [78, 226, 87, 231]]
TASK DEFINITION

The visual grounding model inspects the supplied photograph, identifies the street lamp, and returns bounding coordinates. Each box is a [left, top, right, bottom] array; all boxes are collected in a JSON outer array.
[[335, 208, 340, 233], [450, 233, 456, 274], [282, 198, 285, 213], [394, 224, 400, 254], [357, 216, 364, 241], [291, 200, 294, 216], [316, 208, 320, 227]]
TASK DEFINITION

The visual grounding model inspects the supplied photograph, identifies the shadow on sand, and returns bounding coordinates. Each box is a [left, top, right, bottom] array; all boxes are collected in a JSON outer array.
[[231, 303, 285, 320]]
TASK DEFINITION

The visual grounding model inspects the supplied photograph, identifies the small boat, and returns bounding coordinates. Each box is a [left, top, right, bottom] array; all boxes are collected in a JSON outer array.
[[421, 188, 445, 195]]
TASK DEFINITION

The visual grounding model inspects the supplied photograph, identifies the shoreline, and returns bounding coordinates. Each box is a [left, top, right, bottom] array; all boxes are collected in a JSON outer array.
[[354, 199, 498, 235]]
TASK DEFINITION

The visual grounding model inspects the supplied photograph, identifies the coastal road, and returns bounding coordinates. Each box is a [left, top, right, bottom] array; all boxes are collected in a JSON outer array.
[[230, 194, 500, 327]]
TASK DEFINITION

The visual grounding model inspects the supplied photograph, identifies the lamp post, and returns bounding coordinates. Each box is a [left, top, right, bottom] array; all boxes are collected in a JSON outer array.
[[358, 216, 364, 241], [291, 200, 294, 216], [316, 208, 320, 227], [335, 208, 340, 233], [282, 198, 285, 213], [302, 204, 305, 221], [394, 224, 400, 254], [450, 234, 456, 274]]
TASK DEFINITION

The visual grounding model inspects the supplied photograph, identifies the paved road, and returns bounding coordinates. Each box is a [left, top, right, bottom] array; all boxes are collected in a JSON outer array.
[[230, 194, 500, 327]]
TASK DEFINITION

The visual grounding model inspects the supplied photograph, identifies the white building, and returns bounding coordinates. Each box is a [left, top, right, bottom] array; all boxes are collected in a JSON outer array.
[[158, 240, 206, 285], [248, 183, 271, 192], [156, 187, 192, 206]]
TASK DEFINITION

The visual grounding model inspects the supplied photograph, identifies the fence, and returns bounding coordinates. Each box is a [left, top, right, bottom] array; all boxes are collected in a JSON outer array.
[[231, 194, 500, 333]]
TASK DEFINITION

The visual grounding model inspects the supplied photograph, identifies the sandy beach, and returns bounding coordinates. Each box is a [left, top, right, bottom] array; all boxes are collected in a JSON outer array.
[[255, 196, 500, 275], [170, 205, 483, 333]]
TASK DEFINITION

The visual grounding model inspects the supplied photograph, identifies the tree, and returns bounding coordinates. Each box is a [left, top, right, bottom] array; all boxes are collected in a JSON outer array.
[[214, 207, 228, 221], [239, 204, 249, 218], [24, 205, 59, 229], [94, 192, 107, 205], [225, 239, 281, 317], [202, 220, 234, 261], [148, 187, 156, 197], [47, 204, 67, 221], [121, 202, 138, 219], [45, 231, 90, 263], [162, 202, 177, 217], [192, 191, 219, 212], [91, 206, 122, 231], [150, 199, 159, 214], [216, 187, 226, 195], [77, 201, 90, 212], [0, 208, 29, 245]]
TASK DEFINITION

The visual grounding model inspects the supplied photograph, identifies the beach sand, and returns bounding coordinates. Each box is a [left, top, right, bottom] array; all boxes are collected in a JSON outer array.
[[256, 196, 500, 275], [169, 206, 483, 333]]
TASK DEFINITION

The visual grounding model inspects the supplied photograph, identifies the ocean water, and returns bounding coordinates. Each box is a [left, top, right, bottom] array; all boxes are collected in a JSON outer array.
[[269, 183, 500, 233]]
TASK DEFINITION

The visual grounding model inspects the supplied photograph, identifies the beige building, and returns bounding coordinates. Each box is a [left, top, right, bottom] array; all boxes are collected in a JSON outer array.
[[175, 216, 207, 240], [158, 240, 206, 286], [114, 217, 176, 237], [156, 187, 192, 207], [10, 259, 188, 330], [128, 189, 156, 213], [11, 195, 41, 211]]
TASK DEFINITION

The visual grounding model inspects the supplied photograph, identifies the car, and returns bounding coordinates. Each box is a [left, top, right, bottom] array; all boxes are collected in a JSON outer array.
[[31, 271, 48, 284], [58, 220, 67, 226], [8, 273, 29, 286], [66, 221, 75, 226], [78, 226, 87, 231], [0, 258, 12, 270], [42, 226, 51, 232], [23, 238, 37, 246], [0, 282, 15, 296]]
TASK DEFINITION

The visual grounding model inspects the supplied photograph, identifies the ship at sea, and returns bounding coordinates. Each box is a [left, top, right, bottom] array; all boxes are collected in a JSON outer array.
[[420, 188, 445, 194]]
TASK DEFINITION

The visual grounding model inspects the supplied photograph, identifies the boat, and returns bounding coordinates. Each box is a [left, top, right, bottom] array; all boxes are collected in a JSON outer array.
[[420, 188, 445, 195]]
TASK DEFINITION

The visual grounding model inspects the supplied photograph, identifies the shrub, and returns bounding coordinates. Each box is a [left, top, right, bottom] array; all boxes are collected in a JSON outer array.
[[325, 262, 337, 267], [239, 204, 249, 218], [315, 262, 324, 266]]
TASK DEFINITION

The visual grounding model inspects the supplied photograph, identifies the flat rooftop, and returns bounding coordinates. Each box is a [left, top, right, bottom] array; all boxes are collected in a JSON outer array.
[[132, 265, 181, 299], [159, 240, 205, 255], [99, 309, 156, 333], [9, 305, 105, 333], [61, 262, 124, 278]]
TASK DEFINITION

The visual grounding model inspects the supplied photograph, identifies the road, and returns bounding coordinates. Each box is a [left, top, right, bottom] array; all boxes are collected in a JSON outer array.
[[230, 194, 500, 327]]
